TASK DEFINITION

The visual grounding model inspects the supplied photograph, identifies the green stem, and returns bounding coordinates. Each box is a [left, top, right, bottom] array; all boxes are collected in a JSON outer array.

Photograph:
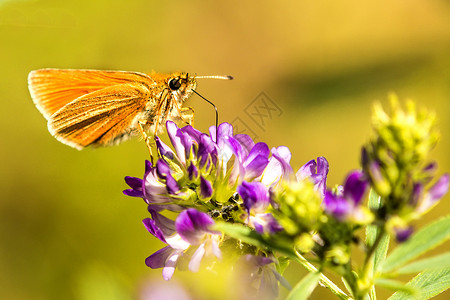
[[359, 228, 386, 300], [294, 250, 353, 300]]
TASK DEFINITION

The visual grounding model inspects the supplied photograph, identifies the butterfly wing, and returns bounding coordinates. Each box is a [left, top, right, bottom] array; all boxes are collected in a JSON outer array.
[[28, 68, 154, 120], [48, 83, 153, 149]]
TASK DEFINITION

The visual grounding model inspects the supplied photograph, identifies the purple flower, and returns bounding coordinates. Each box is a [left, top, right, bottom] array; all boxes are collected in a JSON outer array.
[[123, 176, 144, 198], [199, 176, 213, 199], [238, 181, 282, 234], [296, 157, 329, 198], [260, 146, 294, 187], [394, 226, 414, 242], [228, 139, 270, 185], [166, 121, 196, 167], [323, 170, 368, 221], [143, 212, 190, 280], [236, 255, 291, 300], [415, 174, 449, 214], [175, 209, 222, 272], [156, 160, 180, 195], [124, 121, 289, 214]]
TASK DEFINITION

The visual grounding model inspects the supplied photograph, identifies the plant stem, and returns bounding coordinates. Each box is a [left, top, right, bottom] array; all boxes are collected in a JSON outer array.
[[359, 228, 387, 300], [294, 250, 353, 300]]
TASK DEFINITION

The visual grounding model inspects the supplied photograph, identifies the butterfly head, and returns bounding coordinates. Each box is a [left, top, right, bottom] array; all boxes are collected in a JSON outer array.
[[167, 73, 197, 104]]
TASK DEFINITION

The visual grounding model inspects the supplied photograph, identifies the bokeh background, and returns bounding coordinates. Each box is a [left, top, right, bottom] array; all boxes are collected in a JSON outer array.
[[1, 0, 450, 299]]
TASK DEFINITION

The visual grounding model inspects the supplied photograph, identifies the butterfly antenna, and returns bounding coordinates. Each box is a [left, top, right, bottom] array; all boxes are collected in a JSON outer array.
[[193, 90, 219, 141], [195, 75, 233, 80]]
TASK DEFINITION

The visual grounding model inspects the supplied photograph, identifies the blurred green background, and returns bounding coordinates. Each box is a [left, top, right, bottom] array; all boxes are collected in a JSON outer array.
[[1, 0, 450, 299]]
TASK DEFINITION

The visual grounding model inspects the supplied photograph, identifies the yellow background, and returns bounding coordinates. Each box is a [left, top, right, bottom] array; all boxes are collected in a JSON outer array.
[[1, 0, 449, 299]]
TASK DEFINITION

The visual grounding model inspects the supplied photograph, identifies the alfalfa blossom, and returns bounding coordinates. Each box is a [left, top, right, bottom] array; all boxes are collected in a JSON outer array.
[[124, 121, 301, 279], [123, 96, 449, 299], [143, 208, 221, 279], [323, 170, 371, 223], [361, 95, 449, 240], [238, 181, 282, 234]]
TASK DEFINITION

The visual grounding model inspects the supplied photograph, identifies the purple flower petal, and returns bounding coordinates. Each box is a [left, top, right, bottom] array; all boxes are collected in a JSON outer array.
[[238, 255, 289, 299], [175, 209, 215, 244], [243, 143, 270, 180], [144, 160, 152, 173], [167, 121, 186, 164], [181, 125, 203, 144], [167, 121, 195, 166], [199, 177, 213, 199], [148, 210, 177, 237], [145, 246, 173, 269], [154, 160, 180, 194], [143, 166, 171, 205], [417, 174, 450, 213], [125, 176, 143, 189], [156, 159, 171, 179], [162, 252, 182, 281], [261, 146, 294, 186], [296, 159, 316, 180], [234, 134, 255, 155], [210, 238, 222, 259], [410, 183, 423, 206], [143, 218, 167, 243], [187, 163, 198, 180], [211, 122, 233, 144], [146, 211, 190, 250], [395, 226, 414, 243], [165, 173, 180, 195], [428, 174, 449, 203], [343, 170, 368, 206], [145, 246, 183, 280], [123, 189, 141, 197], [324, 191, 351, 221], [244, 155, 270, 180], [315, 157, 329, 196], [155, 136, 175, 160], [251, 213, 282, 234], [238, 181, 270, 213], [188, 243, 206, 272], [198, 134, 217, 168], [227, 136, 245, 161], [296, 157, 329, 197], [123, 176, 144, 197]]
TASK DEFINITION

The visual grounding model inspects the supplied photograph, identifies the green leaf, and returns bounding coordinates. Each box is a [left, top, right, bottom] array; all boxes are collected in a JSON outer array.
[[388, 268, 450, 300], [375, 278, 417, 295], [286, 272, 320, 300], [213, 222, 265, 247], [381, 215, 450, 273], [366, 189, 390, 273], [396, 252, 450, 274], [213, 222, 296, 257]]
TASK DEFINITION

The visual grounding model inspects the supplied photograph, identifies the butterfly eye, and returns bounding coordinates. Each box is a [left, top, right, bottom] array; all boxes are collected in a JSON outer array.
[[168, 78, 182, 91]]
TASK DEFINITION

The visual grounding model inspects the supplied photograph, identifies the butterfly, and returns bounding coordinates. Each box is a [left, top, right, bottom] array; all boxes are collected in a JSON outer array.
[[28, 68, 232, 150]]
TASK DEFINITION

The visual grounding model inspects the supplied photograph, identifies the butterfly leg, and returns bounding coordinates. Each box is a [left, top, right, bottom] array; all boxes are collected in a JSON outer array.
[[138, 120, 155, 164], [180, 107, 194, 126]]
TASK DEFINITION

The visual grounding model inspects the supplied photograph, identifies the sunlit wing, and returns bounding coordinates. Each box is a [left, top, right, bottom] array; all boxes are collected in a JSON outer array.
[[28, 68, 154, 119], [48, 83, 152, 149]]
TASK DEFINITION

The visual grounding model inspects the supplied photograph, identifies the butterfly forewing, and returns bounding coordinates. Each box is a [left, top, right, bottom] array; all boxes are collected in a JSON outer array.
[[48, 83, 151, 149], [28, 69, 153, 119]]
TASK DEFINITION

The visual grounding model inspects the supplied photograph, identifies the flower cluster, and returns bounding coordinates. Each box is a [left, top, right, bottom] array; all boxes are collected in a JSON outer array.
[[361, 95, 449, 240], [123, 97, 449, 299], [124, 121, 301, 296]]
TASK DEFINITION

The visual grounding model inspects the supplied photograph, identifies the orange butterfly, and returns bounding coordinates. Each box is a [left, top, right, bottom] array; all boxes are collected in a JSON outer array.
[[28, 69, 232, 150]]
